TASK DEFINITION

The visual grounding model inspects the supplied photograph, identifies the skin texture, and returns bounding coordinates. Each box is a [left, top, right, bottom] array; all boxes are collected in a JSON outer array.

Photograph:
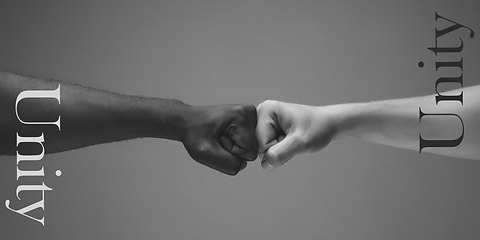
[[181, 104, 258, 175], [256, 85, 480, 170], [256, 100, 335, 170], [0, 71, 257, 175]]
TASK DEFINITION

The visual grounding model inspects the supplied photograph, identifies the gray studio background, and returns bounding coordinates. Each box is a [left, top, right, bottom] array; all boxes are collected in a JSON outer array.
[[1, 0, 480, 239]]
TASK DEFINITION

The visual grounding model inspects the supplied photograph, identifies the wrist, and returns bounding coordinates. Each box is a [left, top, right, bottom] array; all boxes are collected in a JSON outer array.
[[326, 101, 392, 142], [320, 103, 364, 141], [142, 98, 192, 142]]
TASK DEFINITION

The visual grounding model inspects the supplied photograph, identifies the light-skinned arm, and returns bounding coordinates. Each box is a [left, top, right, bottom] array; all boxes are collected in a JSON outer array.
[[0, 71, 258, 175], [256, 85, 480, 170]]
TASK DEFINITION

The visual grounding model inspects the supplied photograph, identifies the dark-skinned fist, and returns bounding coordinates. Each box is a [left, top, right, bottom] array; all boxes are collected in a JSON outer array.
[[181, 104, 258, 175]]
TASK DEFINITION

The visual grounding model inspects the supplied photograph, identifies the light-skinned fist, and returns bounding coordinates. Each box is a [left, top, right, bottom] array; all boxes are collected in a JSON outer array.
[[256, 100, 337, 170]]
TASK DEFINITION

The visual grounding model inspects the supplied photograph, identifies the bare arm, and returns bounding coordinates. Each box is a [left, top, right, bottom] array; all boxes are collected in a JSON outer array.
[[1, 71, 258, 175], [329, 85, 479, 159], [256, 85, 480, 169]]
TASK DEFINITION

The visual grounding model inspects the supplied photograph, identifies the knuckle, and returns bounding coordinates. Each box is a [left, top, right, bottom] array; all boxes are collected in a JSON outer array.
[[232, 105, 257, 127], [244, 103, 257, 115], [232, 104, 246, 114], [257, 100, 280, 116], [262, 100, 279, 108], [232, 104, 255, 118]]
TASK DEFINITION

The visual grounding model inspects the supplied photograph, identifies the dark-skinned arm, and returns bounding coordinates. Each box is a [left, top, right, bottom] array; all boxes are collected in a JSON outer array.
[[0, 71, 258, 175]]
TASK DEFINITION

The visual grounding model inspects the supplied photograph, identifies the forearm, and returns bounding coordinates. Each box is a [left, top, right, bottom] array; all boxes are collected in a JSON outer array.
[[326, 86, 480, 159], [0, 72, 188, 155]]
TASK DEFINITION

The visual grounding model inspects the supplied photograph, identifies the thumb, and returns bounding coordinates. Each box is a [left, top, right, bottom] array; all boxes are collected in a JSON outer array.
[[261, 133, 302, 170]]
